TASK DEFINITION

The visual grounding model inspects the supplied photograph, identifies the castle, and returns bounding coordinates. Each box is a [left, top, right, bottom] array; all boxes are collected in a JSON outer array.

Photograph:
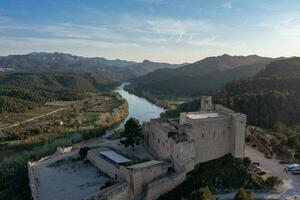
[[28, 96, 246, 200]]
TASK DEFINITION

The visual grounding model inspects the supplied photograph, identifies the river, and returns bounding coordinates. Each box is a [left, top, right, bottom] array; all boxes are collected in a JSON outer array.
[[103, 83, 165, 137], [113, 83, 165, 129]]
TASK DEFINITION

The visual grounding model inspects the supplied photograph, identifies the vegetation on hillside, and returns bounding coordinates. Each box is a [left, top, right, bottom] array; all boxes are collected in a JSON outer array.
[[128, 54, 273, 97], [161, 57, 300, 162], [0, 93, 128, 200], [159, 155, 273, 200], [218, 57, 300, 128], [0, 72, 100, 113]]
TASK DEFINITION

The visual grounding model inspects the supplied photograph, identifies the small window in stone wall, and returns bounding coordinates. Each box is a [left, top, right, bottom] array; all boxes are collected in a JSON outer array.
[[158, 138, 160, 144], [162, 142, 165, 147], [202, 133, 204, 138]]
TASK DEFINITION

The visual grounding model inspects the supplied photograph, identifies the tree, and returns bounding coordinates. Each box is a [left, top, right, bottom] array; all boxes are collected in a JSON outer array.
[[265, 176, 283, 189], [79, 147, 90, 158], [120, 117, 143, 150], [189, 186, 213, 200], [234, 188, 253, 200]]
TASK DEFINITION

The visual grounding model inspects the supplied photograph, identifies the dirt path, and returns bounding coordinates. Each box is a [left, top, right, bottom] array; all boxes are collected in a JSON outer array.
[[0, 107, 66, 131]]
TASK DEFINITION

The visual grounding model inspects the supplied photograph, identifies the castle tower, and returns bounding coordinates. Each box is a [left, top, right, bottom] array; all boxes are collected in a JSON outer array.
[[201, 96, 213, 111], [231, 113, 247, 158]]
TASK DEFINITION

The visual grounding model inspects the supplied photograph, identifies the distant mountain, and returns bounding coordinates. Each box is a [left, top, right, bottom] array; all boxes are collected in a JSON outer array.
[[126, 60, 184, 76], [218, 57, 300, 128], [128, 54, 274, 97], [0, 52, 182, 83], [0, 72, 99, 92]]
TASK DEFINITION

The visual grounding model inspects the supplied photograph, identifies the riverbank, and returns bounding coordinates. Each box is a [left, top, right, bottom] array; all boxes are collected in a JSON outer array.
[[0, 83, 167, 200], [123, 84, 187, 110], [0, 91, 129, 200]]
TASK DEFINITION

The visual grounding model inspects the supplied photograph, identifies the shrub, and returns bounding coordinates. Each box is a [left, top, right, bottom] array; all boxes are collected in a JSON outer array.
[[234, 188, 253, 200], [79, 147, 90, 158], [189, 186, 212, 200], [265, 176, 283, 189]]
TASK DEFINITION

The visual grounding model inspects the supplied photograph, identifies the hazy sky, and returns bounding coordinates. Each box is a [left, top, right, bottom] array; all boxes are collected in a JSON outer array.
[[0, 0, 300, 63]]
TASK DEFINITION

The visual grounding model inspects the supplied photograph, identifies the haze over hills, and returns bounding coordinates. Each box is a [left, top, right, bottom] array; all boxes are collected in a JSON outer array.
[[127, 54, 276, 97], [0, 52, 183, 84]]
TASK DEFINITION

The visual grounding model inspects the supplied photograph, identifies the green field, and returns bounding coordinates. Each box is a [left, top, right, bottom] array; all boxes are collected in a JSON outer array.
[[0, 92, 128, 200]]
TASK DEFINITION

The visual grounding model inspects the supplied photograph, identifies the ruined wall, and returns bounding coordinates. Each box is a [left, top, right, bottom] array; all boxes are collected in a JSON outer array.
[[122, 162, 170, 197], [87, 150, 123, 180], [28, 162, 40, 200], [84, 182, 129, 200], [145, 120, 171, 159], [182, 117, 233, 164], [144, 172, 186, 200], [170, 140, 195, 172]]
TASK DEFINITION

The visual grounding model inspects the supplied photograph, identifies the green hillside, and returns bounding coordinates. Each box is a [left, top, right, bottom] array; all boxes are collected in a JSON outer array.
[[128, 54, 273, 97], [218, 57, 300, 128], [0, 72, 100, 113]]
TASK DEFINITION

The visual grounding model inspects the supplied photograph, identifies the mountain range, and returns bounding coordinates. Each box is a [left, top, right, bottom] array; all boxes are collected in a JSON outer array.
[[0, 52, 183, 85], [127, 54, 277, 97]]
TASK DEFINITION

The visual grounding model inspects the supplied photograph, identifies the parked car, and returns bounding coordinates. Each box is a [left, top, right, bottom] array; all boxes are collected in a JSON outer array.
[[252, 166, 262, 172], [279, 160, 290, 164], [285, 164, 300, 172], [291, 171, 300, 175], [265, 154, 272, 159], [257, 171, 266, 175], [253, 162, 260, 166]]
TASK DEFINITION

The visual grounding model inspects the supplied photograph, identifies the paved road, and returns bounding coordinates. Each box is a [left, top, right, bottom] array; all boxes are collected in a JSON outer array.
[[0, 107, 66, 131]]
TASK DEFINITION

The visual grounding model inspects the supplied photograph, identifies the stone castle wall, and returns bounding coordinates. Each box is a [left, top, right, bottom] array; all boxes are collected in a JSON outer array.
[[144, 172, 186, 200], [28, 162, 40, 200], [181, 116, 233, 164], [87, 150, 123, 180], [145, 120, 172, 160], [170, 140, 195, 172], [84, 181, 129, 200], [124, 162, 170, 197]]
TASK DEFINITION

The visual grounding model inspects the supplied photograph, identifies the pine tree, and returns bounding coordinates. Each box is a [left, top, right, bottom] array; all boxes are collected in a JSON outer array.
[[120, 117, 143, 150]]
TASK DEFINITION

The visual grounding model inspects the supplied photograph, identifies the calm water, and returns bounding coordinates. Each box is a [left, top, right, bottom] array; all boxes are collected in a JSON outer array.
[[114, 83, 165, 129], [103, 83, 165, 137]]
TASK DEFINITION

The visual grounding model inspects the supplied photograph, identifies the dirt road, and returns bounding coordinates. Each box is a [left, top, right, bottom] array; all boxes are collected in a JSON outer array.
[[0, 107, 66, 131]]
